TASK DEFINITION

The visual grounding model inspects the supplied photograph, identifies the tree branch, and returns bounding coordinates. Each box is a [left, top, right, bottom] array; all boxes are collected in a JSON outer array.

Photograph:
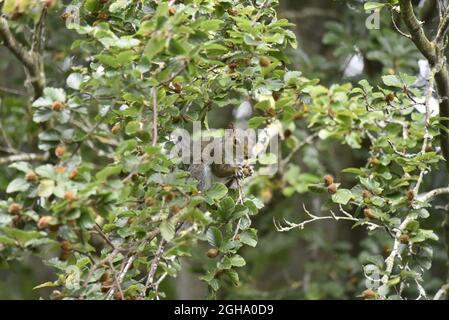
[[152, 87, 158, 146], [418, 186, 449, 202], [399, 0, 449, 171], [0, 16, 45, 99], [399, 0, 436, 63], [0, 152, 49, 165], [144, 239, 167, 293], [436, 5, 449, 44]]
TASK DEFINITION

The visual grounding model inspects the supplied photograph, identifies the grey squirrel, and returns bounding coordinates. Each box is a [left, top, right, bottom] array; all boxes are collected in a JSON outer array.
[[188, 125, 254, 191]]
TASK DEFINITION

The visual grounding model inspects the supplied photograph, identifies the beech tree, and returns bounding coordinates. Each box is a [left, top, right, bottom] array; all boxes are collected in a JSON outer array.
[[1, 0, 449, 300]]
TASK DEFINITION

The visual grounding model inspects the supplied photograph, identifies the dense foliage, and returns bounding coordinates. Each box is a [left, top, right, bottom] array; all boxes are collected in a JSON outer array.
[[1, 0, 449, 300]]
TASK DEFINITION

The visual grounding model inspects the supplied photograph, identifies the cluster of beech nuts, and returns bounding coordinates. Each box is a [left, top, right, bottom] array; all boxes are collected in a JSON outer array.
[[323, 175, 337, 194]]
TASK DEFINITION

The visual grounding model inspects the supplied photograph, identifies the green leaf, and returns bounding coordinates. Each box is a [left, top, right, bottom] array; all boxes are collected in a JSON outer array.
[[33, 281, 58, 290], [332, 189, 353, 205], [109, 0, 131, 13], [0, 227, 42, 246], [382, 75, 402, 88], [6, 178, 30, 193], [206, 183, 228, 201], [240, 229, 258, 247], [198, 19, 223, 32], [125, 121, 141, 135], [229, 254, 246, 267], [160, 220, 175, 242], [0, 235, 15, 245], [144, 38, 166, 61], [37, 180, 55, 198], [364, 2, 385, 10], [96, 164, 123, 181], [258, 153, 277, 165], [44, 87, 66, 102], [206, 226, 223, 248], [9, 161, 32, 173], [66, 73, 83, 90], [248, 116, 266, 129]]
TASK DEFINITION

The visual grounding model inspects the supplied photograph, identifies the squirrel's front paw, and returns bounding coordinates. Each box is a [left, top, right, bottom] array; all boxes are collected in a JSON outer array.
[[235, 164, 254, 180]]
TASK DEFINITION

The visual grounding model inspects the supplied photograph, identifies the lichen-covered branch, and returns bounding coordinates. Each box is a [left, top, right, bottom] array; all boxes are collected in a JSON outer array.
[[0, 16, 45, 99]]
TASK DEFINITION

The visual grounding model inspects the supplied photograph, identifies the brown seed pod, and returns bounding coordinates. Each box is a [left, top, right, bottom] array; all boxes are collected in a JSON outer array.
[[170, 205, 181, 214], [206, 248, 219, 258], [145, 196, 155, 206], [60, 240, 72, 251], [61, 11, 71, 20], [51, 100, 64, 111], [8, 203, 22, 215], [64, 191, 76, 202], [173, 82, 183, 93], [265, 107, 276, 118], [385, 93, 395, 102], [164, 192, 176, 202], [362, 190, 372, 199], [100, 271, 111, 284], [399, 234, 410, 244], [369, 157, 380, 166], [55, 166, 66, 174], [272, 91, 282, 101], [25, 171, 39, 182], [97, 11, 109, 20], [363, 208, 376, 219], [228, 61, 238, 71], [227, 8, 238, 16], [111, 124, 121, 134], [234, 234, 241, 241], [55, 145, 66, 157], [323, 175, 334, 187], [259, 56, 271, 67], [59, 250, 71, 261], [406, 190, 415, 202], [362, 289, 376, 299], [327, 183, 337, 194], [69, 169, 79, 180], [168, 6, 177, 15], [114, 291, 124, 300], [37, 215, 55, 229], [293, 112, 303, 120]]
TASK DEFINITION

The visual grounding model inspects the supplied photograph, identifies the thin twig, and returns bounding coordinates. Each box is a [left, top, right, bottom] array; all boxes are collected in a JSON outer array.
[[274, 204, 380, 232], [144, 239, 167, 293], [152, 87, 158, 146], [0, 152, 48, 165]]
